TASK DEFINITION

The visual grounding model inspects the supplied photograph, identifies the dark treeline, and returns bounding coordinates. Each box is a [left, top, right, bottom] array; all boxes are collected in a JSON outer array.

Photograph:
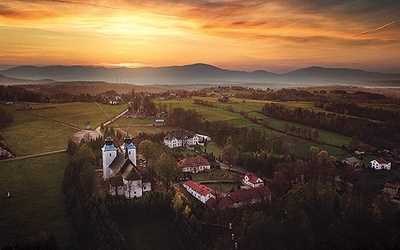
[[0, 85, 47, 102], [262, 103, 400, 149], [0, 108, 13, 128], [315, 100, 400, 122], [63, 142, 129, 249], [1, 231, 59, 250], [221, 147, 400, 249], [234, 88, 329, 102], [236, 182, 400, 249]]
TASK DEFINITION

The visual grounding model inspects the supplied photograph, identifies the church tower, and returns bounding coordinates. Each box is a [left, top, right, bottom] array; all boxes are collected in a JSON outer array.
[[122, 134, 136, 165], [102, 137, 117, 180]]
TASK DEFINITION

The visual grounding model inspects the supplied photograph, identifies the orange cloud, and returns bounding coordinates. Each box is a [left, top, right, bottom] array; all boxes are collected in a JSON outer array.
[[0, 0, 398, 73]]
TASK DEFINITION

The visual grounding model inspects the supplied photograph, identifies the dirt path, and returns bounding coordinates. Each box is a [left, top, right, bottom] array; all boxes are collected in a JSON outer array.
[[0, 149, 66, 162], [71, 108, 129, 142]]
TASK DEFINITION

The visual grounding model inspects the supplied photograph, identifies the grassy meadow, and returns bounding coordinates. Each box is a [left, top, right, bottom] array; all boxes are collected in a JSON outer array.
[[0, 153, 73, 249], [2, 102, 125, 156], [160, 97, 348, 157]]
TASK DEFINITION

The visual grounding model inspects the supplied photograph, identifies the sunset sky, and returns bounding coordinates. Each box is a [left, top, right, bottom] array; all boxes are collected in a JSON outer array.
[[0, 0, 399, 73]]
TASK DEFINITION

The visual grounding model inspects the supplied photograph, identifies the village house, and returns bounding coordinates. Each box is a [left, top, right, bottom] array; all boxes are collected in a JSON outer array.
[[177, 156, 211, 173], [242, 173, 264, 188], [383, 182, 400, 198], [183, 180, 216, 205], [163, 131, 199, 148], [370, 158, 391, 170], [154, 119, 164, 126], [102, 135, 151, 199], [218, 185, 272, 209], [342, 157, 360, 169]]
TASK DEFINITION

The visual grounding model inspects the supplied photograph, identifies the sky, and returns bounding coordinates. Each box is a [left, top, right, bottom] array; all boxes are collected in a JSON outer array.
[[0, 0, 399, 73]]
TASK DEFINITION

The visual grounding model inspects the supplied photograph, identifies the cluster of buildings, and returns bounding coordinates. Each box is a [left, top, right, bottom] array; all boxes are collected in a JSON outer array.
[[341, 156, 393, 171], [181, 163, 272, 209], [163, 131, 211, 149]]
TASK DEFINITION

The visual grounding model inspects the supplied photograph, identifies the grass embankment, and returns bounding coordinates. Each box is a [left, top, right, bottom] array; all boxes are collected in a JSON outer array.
[[2, 102, 125, 156], [0, 153, 72, 249]]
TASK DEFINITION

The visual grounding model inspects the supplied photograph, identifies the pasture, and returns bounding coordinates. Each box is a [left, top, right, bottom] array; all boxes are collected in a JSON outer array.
[[0, 153, 72, 249], [161, 96, 349, 156], [2, 102, 125, 156]]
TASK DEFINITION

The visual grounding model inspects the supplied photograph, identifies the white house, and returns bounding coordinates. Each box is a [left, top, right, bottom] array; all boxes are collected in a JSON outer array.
[[183, 181, 216, 204], [242, 173, 264, 188], [196, 133, 211, 142], [163, 131, 199, 148], [102, 135, 151, 199], [177, 156, 211, 173], [370, 158, 391, 170]]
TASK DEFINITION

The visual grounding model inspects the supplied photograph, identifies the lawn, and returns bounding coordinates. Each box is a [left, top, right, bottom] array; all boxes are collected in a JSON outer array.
[[0, 153, 73, 249], [204, 142, 222, 159], [106, 117, 181, 136], [191, 169, 238, 182], [2, 102, 126, 156], [291, 141, 347, 158], [2, 108, 76, 156], [27, 102, 126, 129]]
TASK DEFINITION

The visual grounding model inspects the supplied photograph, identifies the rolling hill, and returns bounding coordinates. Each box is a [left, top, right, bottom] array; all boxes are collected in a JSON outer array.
[[0, 63, 399, 86]]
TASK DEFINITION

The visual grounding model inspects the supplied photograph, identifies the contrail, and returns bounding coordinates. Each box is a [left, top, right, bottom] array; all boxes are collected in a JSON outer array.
[[348, 20, 397, 38]]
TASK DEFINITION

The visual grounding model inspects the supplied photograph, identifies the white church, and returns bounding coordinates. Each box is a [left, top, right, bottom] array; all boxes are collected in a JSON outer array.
[[102, 135, 151, 199]]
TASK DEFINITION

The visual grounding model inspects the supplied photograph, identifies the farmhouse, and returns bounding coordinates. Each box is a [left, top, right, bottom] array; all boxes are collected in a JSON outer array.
[[102, 135, 151, 199], [383, 182, 400, 198], [342, 157, 360, 168], [163, 131, 199, 148], [177, 156, 211, 173], [183, 180, 216, 204], [218, 185, 272, 209], [154, 119, 164, 126], [242, 173, 264, 188], [370, 158, 391, 170]]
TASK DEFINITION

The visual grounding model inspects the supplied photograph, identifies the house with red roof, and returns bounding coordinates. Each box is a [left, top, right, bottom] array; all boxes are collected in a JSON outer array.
[[218, 185, 272, 209], [183, 181, 216, 204], [370, 158, 391, 170], [383, 182, 400, 197], [242, 173, 264, 188], [177, 156, 211, 173]]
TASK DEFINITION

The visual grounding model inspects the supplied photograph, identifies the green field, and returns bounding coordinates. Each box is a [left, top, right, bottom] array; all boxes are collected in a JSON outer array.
[[2, 102, 126, 156], [106, 117, 180, 136], [0, 153, 73, 249], [161, 97, 348, 156], [2, 108, 76, 156], [26, 102, 126, 129]]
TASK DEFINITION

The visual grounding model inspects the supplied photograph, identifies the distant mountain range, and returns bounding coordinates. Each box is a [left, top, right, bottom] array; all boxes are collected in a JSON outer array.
[[0, 63, 399, 86]]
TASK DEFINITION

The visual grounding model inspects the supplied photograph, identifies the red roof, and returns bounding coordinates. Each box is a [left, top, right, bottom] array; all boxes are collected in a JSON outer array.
[[384, 182, 400, 189], [245, 172, 262, 184], [177, 156, 210, 169], [185, 180, 215, 196], [376, 158, 390, 164]]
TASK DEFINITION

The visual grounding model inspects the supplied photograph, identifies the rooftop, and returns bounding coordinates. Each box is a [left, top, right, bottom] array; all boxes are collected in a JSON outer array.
[[177, 156, 210, 168], [186, 180, 215, 196]]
